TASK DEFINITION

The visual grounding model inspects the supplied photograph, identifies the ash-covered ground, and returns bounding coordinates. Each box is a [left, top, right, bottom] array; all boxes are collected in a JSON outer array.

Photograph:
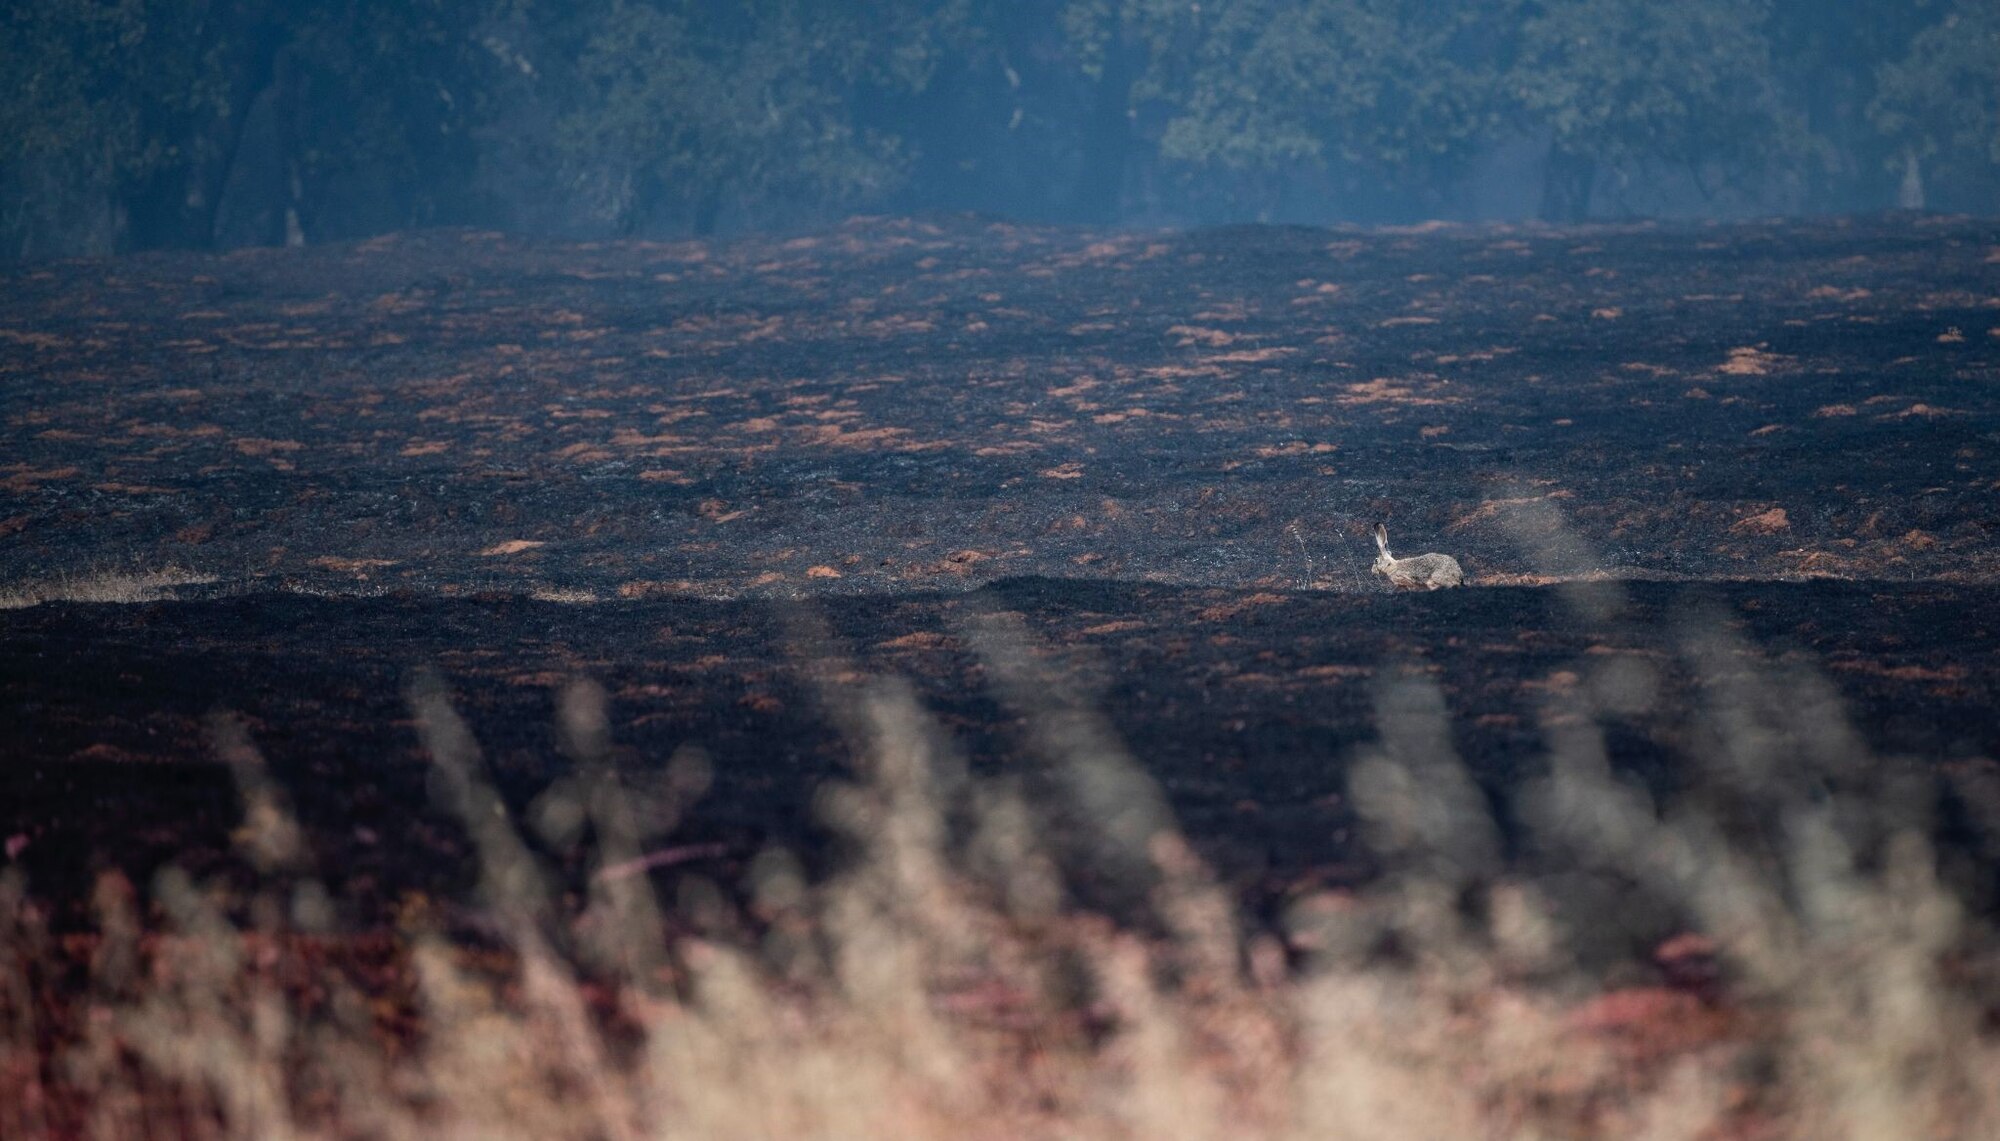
[[2, 214, 1997, 927]]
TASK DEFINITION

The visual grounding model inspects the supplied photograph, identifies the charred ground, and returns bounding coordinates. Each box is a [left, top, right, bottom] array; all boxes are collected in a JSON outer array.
[[2, 213, 1997, 928]]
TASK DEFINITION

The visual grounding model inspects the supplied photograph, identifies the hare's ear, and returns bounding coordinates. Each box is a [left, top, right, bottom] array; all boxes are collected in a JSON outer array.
[[1374, 524, 1389, 551]]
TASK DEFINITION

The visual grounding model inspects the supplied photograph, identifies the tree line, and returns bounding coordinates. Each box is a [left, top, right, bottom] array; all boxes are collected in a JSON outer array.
[[2, 0, 1994, 258]]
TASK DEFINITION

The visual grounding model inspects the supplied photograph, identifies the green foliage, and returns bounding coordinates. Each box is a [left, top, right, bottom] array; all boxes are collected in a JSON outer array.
[[1146, 0, 1497, 176], [0, 1, 142, 173], [0, 1, 233, 252], [283, 1, 522, 230], [1511, 0, 1797, 195], [0, 0, 522, 252], [2, 0, 1998, 253], [556, 0, 957, 233], [1870, 5, 2000, 176]]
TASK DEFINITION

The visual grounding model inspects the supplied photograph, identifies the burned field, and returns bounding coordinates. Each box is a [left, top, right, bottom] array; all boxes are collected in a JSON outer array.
[[2, 213, 1998, 925]]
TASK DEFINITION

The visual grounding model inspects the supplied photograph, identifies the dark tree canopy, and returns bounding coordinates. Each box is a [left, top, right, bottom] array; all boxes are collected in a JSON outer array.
[[2, 0, 1995, 257]]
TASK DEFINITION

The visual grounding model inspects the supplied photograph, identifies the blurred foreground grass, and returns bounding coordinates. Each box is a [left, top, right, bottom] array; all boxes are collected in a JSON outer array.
[[2, 603, 1997, 1140]]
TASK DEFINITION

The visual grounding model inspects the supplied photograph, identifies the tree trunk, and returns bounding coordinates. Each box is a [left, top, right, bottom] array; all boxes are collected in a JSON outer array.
[[272, 47, 305, 247], [1538, 143, 1596, 223], [122, 16, 283, 251], [1071, 33, 1139, 224], [692, 186, 723, 237], [1896, 149, 1925, 211]]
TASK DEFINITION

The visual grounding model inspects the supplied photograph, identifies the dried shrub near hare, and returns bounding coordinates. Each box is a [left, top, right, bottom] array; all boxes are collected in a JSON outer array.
[[0, 566, 215, 609]]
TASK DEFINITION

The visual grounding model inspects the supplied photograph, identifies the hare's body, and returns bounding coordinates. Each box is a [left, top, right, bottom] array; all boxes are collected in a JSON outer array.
[[1373, 524, 1464, 590]]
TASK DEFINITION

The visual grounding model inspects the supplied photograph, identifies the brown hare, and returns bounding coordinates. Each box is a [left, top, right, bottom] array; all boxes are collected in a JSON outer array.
[[1372, 523, 1464, 589]]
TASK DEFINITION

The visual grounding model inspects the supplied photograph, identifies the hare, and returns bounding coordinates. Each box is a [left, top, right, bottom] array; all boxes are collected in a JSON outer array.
[[1372, 524, 1464, 589]]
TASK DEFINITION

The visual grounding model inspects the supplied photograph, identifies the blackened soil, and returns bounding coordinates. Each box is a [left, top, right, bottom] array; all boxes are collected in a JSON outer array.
[[3, 578, 1995, 928], [3, 214, 1997, 597], [2, 214, 1998, 926]]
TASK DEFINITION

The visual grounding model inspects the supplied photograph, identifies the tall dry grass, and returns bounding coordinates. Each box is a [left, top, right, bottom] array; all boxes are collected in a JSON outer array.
[[1, 600, 1996, 1139]]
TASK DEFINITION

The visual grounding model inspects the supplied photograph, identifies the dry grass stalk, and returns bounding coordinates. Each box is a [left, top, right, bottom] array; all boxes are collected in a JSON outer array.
[[0, 603, 1995, 1139]]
